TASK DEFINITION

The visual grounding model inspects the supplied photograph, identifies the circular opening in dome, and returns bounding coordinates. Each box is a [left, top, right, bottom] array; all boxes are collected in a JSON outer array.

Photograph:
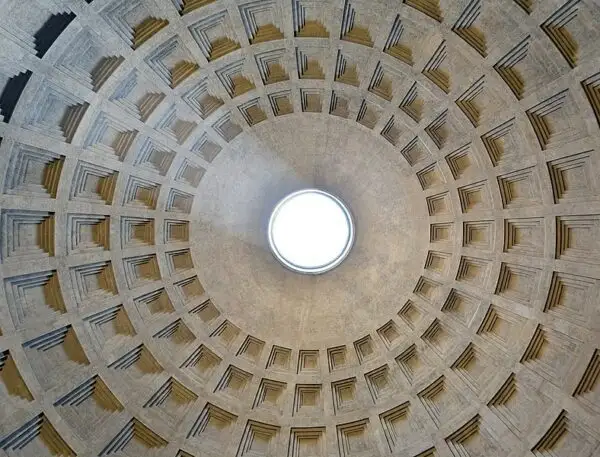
[[268, 189, 355, 275]]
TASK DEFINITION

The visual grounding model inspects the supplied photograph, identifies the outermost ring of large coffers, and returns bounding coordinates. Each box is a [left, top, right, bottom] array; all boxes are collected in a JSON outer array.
[[267, 188, 356, 275]]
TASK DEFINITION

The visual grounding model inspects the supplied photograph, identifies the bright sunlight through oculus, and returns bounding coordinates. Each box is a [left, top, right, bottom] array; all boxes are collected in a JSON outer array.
[[268, 189, 355, 274]]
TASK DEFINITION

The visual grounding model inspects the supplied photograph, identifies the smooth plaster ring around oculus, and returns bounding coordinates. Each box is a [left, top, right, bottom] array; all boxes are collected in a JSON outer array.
[[268, 188, 355, 275]]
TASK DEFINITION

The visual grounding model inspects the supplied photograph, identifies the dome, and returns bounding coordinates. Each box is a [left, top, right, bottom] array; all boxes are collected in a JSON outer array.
[[0, 1, 599, 457]]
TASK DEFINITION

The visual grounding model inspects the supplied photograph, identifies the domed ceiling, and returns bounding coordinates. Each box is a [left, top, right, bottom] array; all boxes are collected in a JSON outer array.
[[0, 0, 599, 456]]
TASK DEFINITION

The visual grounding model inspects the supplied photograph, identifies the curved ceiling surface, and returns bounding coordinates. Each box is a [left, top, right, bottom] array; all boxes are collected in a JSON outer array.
[[0, 0, 599, 457], [192, 116, 428, 346]]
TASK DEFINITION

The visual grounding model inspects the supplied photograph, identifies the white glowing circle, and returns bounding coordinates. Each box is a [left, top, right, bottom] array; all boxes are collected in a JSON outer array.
[[268, 189, 355, 274]]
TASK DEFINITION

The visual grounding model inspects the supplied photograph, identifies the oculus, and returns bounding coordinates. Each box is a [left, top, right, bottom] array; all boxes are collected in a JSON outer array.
[[268, 189, 355, 274]]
